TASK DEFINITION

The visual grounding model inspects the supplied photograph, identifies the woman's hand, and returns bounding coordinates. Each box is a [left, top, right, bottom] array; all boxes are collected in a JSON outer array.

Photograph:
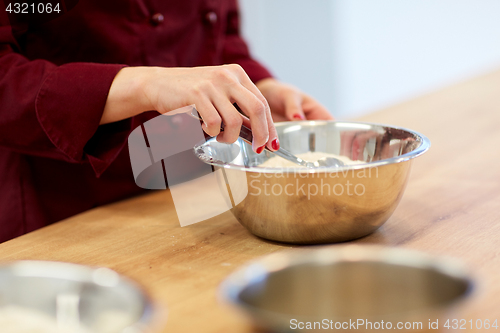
[[256, 78, 334, 122], [102, 65, 279, 153]]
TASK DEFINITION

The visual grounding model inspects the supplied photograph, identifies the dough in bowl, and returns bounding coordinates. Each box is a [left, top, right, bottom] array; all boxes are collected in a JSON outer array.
[[258, 151, 362, 168]]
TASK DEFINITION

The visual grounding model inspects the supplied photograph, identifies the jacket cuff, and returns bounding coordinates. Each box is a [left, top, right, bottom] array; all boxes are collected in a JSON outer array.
[[35, 62, 128, 177]]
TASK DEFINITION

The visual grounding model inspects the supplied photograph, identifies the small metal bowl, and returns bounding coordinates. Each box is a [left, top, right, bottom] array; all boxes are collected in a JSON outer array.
[[219, 246, 473, 333], [195, 121, 430, 244], [0, 261, 156, 333]]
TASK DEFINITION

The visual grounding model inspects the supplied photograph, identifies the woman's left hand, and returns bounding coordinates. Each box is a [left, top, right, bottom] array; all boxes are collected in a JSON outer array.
[[256, 78, 334, 122]]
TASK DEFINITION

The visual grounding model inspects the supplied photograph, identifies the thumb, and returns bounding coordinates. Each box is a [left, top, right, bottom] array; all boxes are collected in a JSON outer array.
[[283, 92, 306, 121]]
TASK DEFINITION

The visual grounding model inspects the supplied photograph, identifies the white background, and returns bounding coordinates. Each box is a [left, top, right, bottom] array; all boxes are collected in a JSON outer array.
[[239, 0, 500, 118]]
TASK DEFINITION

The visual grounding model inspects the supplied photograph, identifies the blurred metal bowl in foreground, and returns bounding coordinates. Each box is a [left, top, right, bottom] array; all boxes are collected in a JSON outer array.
[[0, 261, 157, 333], [219, 246, 473, 333], [195, 121, 430, 244]]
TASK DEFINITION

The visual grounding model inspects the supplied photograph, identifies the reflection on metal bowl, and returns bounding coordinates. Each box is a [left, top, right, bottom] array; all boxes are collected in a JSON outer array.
[[219, 246, 473, 333], [0, 261, 156, 333], [195, 121, 430, 244]]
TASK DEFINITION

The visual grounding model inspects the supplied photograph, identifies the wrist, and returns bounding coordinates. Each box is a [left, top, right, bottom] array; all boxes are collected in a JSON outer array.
[[101, 66, 157, 124]]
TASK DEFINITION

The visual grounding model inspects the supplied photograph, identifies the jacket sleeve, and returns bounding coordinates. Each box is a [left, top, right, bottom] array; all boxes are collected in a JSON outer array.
[[0, 14, 130, 177], [222, 0, 273, 83]]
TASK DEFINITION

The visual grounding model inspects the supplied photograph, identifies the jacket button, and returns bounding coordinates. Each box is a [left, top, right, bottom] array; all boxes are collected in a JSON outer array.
[[151, 13, 164, 26], [205, 11, 217, 24]]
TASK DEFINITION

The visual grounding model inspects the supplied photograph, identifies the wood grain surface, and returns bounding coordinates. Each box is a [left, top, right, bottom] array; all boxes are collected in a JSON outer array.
[[1, 69, 499, 332]]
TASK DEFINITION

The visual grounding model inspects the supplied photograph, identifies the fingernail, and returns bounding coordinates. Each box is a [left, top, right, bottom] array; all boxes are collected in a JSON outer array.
[[293, 114, 305, 120], [271, 138, 280, 150], [256, 145, 265, 154]]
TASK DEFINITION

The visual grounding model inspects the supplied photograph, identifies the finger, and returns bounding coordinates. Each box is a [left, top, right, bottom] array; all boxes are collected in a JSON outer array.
[[211, 95, 243, 144], [230, 67, 279, 151], [302, 95, 334, 120], [263, 104, 280, 151], [271, 112, 288, 122], [229, 85, 270, 153], [283, 91, 306, 121], [235, 99, 279, 152], [195, 98, 222, 137], [227, 64, 269, 107], [235, 104, 252, 128]]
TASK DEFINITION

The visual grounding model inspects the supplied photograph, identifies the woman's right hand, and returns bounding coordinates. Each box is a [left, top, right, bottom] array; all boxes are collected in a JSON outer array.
[[102, 65, 279, 153]]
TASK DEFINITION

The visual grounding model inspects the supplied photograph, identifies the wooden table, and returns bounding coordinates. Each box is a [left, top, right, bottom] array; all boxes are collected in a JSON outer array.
[[1, 69, 500, 332]]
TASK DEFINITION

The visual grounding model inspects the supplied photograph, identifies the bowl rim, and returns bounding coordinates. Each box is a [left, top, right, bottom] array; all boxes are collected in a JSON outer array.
[[0, 260, 157, 332], [218, 245, 474, 325], [195, 120, 431, 173]]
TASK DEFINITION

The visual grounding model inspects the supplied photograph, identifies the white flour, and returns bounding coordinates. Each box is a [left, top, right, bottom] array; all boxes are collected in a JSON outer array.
[[0, 306, 131, 333], [0, 306, 86, 333], [259, 151, 361, 168]]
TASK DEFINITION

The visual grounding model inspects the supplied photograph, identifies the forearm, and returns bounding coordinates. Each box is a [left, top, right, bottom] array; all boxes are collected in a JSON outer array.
[[101, 67, 157, 125]]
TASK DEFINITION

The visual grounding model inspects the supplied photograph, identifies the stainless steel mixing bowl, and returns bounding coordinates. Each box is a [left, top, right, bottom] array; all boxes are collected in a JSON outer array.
[[0, 261, 156, 333], [195, 121, 430, 244], [219, 246, 473, 333]]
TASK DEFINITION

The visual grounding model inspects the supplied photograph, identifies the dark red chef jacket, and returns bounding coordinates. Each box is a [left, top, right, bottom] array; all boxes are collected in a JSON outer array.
[[0, 0, 272, 242]]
